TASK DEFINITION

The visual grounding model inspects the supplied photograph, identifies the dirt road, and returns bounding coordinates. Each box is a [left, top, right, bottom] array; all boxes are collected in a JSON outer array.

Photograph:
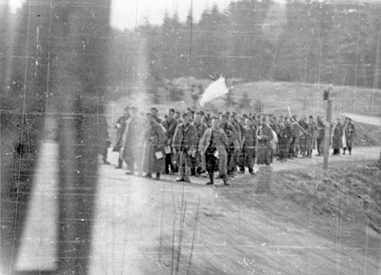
[[14, 144, 381, 274], [87, 147, 381, 274]]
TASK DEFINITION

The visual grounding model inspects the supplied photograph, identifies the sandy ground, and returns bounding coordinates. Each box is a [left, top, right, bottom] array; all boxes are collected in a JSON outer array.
[[14, 144, 381, 274]]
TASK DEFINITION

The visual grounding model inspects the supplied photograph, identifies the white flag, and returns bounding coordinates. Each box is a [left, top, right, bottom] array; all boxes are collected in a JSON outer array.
[[199, 76, 229, 108]]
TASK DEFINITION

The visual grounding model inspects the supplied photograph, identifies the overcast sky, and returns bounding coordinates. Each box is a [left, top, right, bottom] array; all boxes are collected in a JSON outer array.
[[110, 0, 240, 31]]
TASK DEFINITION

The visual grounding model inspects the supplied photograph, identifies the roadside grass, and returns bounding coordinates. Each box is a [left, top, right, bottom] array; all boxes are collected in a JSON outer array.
[[219, 161, 381, 249]]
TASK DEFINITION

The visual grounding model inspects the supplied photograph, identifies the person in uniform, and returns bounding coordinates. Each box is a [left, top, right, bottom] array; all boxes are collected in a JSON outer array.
[[278, 116, 293, 161], [199, 117, 229, 186], [219, 114, 238, 177], [306, 115, 316, 157], [172, 113, 197, 183], [242, 117, 256, 174], [192, 111, 208, 176], [256, 117, 274, 166], [298, 116, 309, 157], [332, 118, 343, 156], [289, 115, 299, 158], [269, 116, 280, 161], [316, 116, 325, 156], [343, 118, 355, 155], [114, 107, 130, 169], [162, 108, 178, 174], [122, 107, 147, 175], [142, 113, 166, 179]]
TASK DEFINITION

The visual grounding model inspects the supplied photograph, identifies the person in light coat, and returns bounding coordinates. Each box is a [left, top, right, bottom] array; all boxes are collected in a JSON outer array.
[[199, 117, 229, 186]]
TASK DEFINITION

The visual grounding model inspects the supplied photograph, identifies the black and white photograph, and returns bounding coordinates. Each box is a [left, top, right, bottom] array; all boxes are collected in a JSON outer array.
[[1, 0, 381, 274]]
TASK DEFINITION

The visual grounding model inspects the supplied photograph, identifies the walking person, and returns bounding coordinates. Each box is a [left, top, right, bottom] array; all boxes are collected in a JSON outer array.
[[142, 113, 166, 180], [256, 117, 274, 166], [242, 117, 256, 174], [306, 116, 316, 158], [172, 113, 197, 183], [343, 118, 355, 155], [162, 108, 178, 174], [114, 107, 130, 169], [192, 111, 208, 176], [331, 118, 343, 156], [316, 116, 325, 156], [199, 117, 229, 186]]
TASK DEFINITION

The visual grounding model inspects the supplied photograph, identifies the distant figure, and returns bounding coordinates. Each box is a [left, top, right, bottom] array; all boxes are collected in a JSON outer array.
[[122, 107, 147, 175], [143, 113, 166, 180], [306, 116, 316, 158], [256, 117, 274, 166], [278, 116, 292, 161], [192, 111, 208, 176], [114, 107, 130, 169], [332, 118, 343, 156], [98, 115, 111, 165], [343, 118, 355, 155], [162, 108, 178, 174], [242, 118, 256, 174], [172, 113, 197, 183], [316, 116, 325, 156], [298, 116, 309, 157]]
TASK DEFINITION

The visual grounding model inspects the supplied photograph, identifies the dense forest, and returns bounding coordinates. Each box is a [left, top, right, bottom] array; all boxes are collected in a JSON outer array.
[[109, 0, 381, 98], [1, 0, 381, 101]]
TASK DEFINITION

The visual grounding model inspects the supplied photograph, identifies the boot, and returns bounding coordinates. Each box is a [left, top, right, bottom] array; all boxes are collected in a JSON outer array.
[[222, 175, 230, 186], [116, 158, 123, 169], [206, 173, 214, 185], [155, 173, 160, 180], [190, 167, 196, 176]]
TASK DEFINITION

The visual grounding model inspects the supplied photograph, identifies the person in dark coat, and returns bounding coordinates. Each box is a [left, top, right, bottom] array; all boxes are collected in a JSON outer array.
[[199, 117, 229, 186], [298, 116, 309, 157], [269, 116, 280, 161], [242, 118, 256, 174], [332, 118, 343, 156], [114, 107, 130, 169], [306, 116, 316, 157], [162, 108, 178, 174], [256, 117, 274, 166], [289, 115, 299, 158], [142, 113, 166, 179], [278, 116, 293, 161], [192, 111, 208, 176], [172, 113, 197, 183], [343, 118, 355, 155], [316, 116, 325, 156], [220, 114, 239, 177]]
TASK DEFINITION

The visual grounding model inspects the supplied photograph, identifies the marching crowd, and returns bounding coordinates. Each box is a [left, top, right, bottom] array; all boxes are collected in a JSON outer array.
[[104, 106, 356, 186]]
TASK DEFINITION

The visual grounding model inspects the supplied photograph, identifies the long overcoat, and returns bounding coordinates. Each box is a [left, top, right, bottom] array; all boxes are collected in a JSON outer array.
[[345, 123, 355, 147], [143, 120, 167, 174], [199, 128, 228, 175], [122, 115, 147, 166], [306, 121, 316, 151], [332, 122, 343, 149], [256, 124, 274, 165]]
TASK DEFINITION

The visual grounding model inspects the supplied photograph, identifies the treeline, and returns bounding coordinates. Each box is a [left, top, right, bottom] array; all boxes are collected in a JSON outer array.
[[112, 0, 381, 98]]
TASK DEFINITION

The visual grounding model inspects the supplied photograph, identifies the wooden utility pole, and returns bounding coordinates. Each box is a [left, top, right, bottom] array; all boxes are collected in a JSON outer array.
[[323, 86, 333, 170]]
